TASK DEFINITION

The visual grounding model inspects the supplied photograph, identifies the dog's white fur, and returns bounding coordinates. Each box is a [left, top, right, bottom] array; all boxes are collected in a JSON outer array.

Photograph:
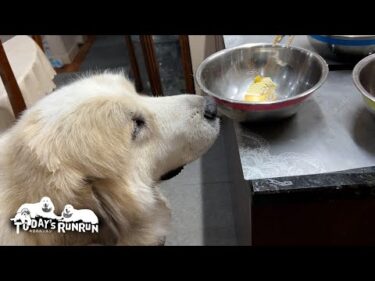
[[0, 72, 219, 245], [11, 209, 32, 226], [13, 196, 56, 219], [61, 204, 99, 224]]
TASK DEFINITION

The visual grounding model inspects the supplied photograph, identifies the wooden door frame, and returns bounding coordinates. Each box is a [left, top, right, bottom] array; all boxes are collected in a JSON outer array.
[[125, 35, 143, 93], [179, 35, 195, 94]]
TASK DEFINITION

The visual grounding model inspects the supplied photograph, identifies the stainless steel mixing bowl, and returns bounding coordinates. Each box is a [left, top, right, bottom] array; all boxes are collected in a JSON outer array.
[[353, 53, 375, 115], [196, 43, 329, 122], [308, 35, 375, 62]]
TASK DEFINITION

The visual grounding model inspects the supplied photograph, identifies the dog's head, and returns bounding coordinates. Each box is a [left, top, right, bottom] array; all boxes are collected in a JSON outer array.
[[40, 197, 54, 213], [20, 208, 30, 217], [14, 72, 219, 190], [19, 208, 31, 225], [62, 204, 74, 218]]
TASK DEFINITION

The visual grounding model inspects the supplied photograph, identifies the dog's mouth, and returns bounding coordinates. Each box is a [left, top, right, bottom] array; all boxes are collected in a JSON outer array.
[[42, 206, 52, 213], [159, 166, 184, 181], [63, 212, 73, 218]]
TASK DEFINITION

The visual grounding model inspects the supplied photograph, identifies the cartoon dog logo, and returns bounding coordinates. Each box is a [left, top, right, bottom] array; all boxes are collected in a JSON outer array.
[[61, 204, 98, 224], [11, 208, 32, 226], [11, 196, 60, 222]]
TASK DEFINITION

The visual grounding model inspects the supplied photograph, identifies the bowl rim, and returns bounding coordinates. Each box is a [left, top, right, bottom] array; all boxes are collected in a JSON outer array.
[[195, 43, 329, 106], [312, 35, 375, 39], [309, 35, 375, 46], [353, 53, 375, 101]]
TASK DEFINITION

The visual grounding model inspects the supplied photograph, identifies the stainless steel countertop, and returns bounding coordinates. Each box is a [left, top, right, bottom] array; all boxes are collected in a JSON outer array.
[[222, 36, 375, 181], [230, 69, 375, 181]]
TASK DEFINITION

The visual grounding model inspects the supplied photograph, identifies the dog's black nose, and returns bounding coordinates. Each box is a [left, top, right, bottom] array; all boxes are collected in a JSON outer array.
[[203, 96, 217, 120]]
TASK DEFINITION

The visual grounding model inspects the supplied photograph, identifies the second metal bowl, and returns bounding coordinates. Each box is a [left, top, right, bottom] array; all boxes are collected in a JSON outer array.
[[308, 35, 375, 62], [353, 53, 375, 115]]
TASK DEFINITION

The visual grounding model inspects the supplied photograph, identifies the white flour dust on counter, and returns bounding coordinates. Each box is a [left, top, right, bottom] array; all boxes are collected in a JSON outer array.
[[238, 132, 326, 180]]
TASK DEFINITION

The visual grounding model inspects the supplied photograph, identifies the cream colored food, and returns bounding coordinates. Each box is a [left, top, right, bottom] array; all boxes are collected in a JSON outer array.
[[244, 75, 277, 102]]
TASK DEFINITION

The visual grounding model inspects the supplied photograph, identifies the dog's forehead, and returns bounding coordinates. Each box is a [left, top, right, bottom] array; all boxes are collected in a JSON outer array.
[[41, 197, 52, 204], [33, 73, 136, 121]]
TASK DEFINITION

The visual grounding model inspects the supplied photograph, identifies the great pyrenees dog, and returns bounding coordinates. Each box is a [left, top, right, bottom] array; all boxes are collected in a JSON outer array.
[[0, 72, 219, 245], [10, 196, 59, 221], [61, 204, 99, 224]]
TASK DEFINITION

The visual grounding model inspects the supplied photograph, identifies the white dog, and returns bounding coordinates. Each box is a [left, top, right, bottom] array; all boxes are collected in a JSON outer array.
[[11, 196, 59, 221], [0, 72, 220, 245], [61, 204, 99, 224], [11, 208, 32, 226]]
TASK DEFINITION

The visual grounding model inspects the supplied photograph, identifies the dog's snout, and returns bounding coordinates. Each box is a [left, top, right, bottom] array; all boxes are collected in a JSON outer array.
[[203, 96, 217, 120]]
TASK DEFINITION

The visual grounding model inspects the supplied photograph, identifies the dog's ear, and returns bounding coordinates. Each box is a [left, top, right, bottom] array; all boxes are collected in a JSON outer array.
[[20, 135, 84, 192], [14, 110, 64, 174], [12, 97, 131, 192]]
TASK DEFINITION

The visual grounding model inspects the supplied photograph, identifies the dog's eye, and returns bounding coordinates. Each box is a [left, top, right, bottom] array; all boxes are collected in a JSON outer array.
[[132, 116, 145, 139], [134, 117, 145, 128]]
